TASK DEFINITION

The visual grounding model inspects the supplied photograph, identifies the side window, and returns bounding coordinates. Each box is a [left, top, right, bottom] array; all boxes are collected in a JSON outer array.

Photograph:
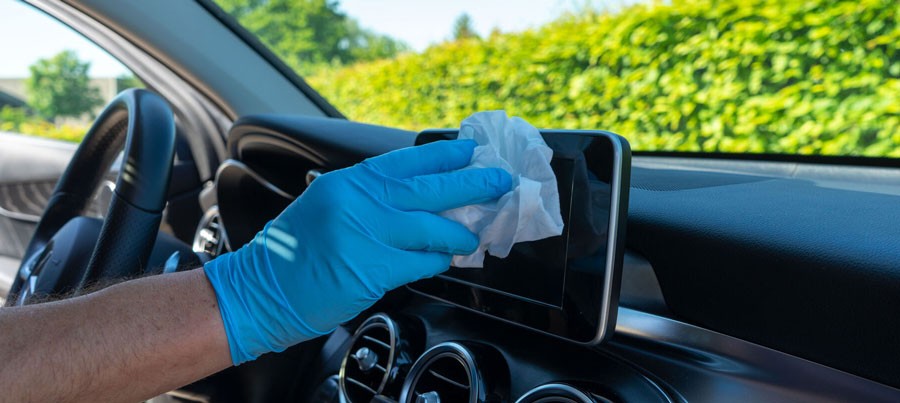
[[0, 1, 142, 143], [0, 1, 143, 302]]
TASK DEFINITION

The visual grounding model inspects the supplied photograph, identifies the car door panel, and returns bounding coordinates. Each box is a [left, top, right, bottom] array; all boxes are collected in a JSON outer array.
[[0, 132, 76, 297]]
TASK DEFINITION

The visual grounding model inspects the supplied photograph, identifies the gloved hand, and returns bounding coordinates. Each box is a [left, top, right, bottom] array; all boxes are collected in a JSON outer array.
[[204, 139, 512, 365]]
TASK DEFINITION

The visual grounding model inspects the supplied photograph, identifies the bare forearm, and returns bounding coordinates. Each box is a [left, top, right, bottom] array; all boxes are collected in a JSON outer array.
[[0, 269, 231, 402]]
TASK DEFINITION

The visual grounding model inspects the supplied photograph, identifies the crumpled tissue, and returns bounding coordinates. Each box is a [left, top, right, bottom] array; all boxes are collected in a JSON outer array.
[[441, 111, 564, 268]]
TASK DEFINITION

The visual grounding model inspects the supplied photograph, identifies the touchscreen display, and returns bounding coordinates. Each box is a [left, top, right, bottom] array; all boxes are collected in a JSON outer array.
[[440, 136, 612, 308], [409, 130, 628, 345]]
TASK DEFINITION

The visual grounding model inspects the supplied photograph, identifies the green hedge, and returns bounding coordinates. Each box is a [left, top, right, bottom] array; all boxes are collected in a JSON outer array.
[[0, 106, 86, 143], [309, 0, 900, 157]]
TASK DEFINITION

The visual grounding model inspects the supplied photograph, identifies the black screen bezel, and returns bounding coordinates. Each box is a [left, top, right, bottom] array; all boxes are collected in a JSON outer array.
[[407, 129, 631, 345]]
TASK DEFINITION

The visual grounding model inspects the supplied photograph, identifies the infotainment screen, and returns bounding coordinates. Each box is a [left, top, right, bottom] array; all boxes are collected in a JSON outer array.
[[408, 129, 631, 345]]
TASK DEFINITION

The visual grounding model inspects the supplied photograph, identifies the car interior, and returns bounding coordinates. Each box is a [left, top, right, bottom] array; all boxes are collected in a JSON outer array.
[[1, 1, 898, 402]]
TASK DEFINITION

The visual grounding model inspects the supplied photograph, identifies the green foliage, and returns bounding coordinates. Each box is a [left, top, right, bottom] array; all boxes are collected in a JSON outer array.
[[25, 50, 103, 121], [0, 106, 87, 142], [116, 74, 144, 90], [0, 106, 31, 127], [216, 0, 407, 75], [453, 13, 479, 40], [309, 0, 900, 157]]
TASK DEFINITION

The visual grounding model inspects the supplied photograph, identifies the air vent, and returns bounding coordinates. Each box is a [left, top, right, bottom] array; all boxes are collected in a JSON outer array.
[[192, 207, 229, 257], [516, 383, 608, 403], [341, 314, 399, 402], [400, 342, 484, 403]]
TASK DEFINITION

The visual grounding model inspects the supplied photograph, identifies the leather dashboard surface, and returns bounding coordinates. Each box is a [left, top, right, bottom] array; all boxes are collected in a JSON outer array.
[[628, 165, 900, 387]]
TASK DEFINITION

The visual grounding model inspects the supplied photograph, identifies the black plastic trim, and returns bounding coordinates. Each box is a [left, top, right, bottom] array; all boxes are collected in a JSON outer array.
[[613, 307, 900, 401]]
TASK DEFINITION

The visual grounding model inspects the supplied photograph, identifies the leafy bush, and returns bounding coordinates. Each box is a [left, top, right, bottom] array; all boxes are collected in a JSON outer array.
[[309, 0, 899, 157], [0, 106, 87, 143], [26, 50, 102, 121]]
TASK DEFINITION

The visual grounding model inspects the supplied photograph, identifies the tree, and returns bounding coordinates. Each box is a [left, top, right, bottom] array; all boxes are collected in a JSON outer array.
[[116, 74, 144, 91], [216, 0, 408, 74], [25, 50, 102, 121], [452, 13, 479, 40], [344, 19, 409, 62]]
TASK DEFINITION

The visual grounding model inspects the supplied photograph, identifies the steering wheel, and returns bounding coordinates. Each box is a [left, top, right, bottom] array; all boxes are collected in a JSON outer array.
[[8, 89, 176, 305]]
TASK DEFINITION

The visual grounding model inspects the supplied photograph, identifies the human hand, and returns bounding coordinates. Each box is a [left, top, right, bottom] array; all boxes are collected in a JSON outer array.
[[204, 139, 512, 364]]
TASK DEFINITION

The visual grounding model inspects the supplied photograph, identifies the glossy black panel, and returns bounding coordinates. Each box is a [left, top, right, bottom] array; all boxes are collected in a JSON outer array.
[[409, 130, 630, 345], [216, 160, 295, 249], [445, 155, 574, 308]]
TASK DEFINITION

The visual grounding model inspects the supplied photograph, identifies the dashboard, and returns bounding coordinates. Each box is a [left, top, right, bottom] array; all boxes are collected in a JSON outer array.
[[196, 114, 900, 402], [17, 2, 898, 401]]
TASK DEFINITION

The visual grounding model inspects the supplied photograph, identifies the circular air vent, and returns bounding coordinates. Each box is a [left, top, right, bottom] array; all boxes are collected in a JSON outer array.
[[400, 342, 485, 403], [192, 207, 229, 257], [516, 383, 607, 403], [340, 314, 399, 402]]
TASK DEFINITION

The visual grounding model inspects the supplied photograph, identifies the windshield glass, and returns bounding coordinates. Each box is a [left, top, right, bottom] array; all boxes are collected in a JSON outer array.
[[214, 0, 899, 158]]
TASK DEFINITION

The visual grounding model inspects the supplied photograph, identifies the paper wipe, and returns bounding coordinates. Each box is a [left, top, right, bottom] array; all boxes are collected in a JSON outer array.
[[440, 111, 564, 268]]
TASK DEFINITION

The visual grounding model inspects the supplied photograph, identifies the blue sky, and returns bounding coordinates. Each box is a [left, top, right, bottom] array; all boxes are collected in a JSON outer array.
[[339, 0, 587, 51], [0, 1, 130, 77], [0, 0, 635, 78]]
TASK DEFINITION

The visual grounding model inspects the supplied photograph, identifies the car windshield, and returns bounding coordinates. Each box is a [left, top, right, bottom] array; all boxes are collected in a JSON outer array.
[[214, 0, 899, 158]]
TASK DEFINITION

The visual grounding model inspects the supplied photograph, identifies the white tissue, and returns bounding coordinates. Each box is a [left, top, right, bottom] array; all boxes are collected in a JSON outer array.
[[441, 111, 565, 268]]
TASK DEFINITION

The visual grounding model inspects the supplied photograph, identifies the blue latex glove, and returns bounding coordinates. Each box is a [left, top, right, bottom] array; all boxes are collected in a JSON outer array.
[[204, 139, 512, 365]]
